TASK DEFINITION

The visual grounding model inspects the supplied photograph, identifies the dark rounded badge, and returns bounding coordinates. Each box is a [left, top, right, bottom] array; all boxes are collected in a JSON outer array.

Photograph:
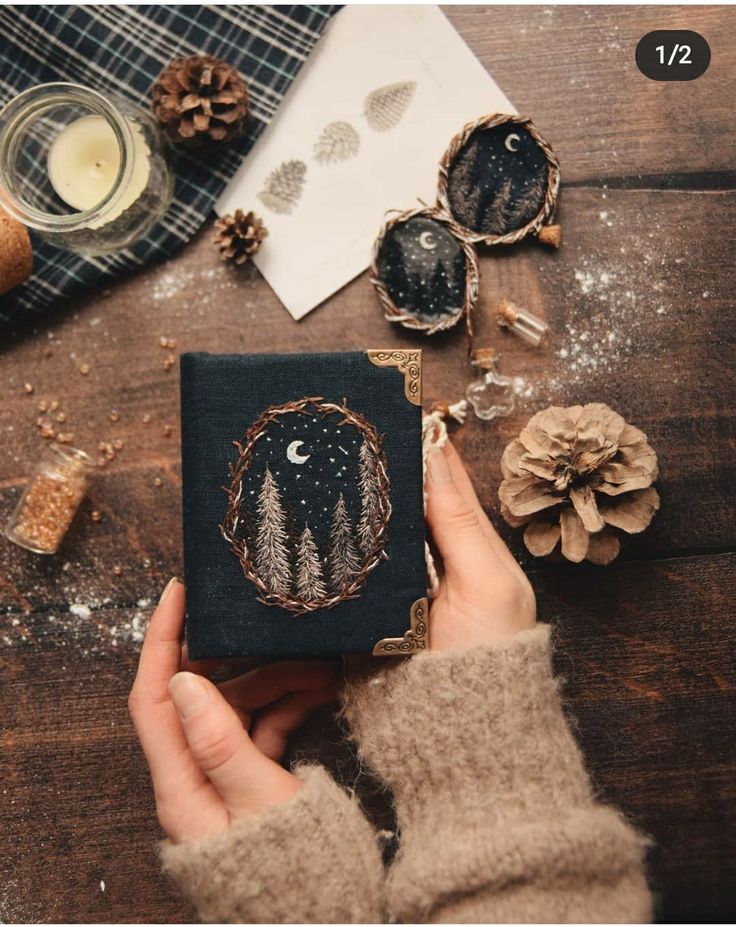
[[636, 30, 710, 81], [371, 208, 478, 334]]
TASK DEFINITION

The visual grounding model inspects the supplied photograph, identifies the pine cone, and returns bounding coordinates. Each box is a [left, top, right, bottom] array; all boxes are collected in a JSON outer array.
[[213, 210, 268, 264], [151, 55, 248, 147], [498, 403, 659, 565]]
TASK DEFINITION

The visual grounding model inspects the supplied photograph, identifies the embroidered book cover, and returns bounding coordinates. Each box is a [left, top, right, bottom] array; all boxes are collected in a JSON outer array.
[[180, 350, 427, 659]]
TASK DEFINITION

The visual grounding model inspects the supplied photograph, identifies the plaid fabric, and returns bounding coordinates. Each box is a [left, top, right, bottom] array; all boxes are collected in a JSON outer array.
[[0, 4, 337, 329]]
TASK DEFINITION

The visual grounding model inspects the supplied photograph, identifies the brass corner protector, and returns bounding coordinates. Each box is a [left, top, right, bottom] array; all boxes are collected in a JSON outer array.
[[367, 350, 422, 406], [372, 597, 428, 656]]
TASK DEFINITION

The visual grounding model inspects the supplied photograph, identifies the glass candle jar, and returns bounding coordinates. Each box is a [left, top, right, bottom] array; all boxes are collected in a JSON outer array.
[[5, 443, 95, 554], [0, 82, 172, 254]]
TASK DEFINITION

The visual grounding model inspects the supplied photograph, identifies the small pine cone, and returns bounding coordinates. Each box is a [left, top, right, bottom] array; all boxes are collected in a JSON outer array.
[[151, 54, 248, 147], [214, 210, 268, 264], [498, 403, 660, 565]]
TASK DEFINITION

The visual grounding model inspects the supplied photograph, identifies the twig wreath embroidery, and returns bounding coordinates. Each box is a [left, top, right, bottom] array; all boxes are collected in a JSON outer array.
[[222, 397, 391, 614]]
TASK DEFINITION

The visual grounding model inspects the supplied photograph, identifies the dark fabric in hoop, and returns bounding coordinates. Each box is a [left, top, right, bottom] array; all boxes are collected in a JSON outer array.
[[180, 351, 426, 659], [0, 4, 338, 330]]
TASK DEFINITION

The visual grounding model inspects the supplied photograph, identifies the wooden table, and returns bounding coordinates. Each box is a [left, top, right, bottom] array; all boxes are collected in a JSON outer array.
[[1, 6, 733, 922]]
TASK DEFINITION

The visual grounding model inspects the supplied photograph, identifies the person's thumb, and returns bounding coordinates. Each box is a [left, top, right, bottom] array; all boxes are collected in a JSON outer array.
[[168, 672, 299, 817], [425, 446, 502, 581]]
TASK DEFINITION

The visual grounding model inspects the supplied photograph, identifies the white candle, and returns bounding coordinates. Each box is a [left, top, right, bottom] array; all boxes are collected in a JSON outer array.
[[47, 114, 151, 221]]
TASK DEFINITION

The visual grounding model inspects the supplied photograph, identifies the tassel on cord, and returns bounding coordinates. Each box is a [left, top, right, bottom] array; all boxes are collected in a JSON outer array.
[[421, 399, 468, 597]]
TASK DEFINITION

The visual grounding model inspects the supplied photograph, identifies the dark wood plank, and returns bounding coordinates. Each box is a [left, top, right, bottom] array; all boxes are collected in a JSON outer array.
[[1, 554, 733, 922], [1, 6, 734, 923], [2, 187, 734, 614], [444, 5, 735, 183]]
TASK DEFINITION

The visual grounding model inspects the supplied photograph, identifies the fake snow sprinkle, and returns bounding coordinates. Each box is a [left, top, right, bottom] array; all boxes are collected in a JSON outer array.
[[69, 603, 91, 620]]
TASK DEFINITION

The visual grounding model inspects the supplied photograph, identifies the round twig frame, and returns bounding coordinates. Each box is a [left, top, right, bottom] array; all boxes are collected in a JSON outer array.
[[221, 396, 392, 615], [370, 206, 480, 337], [437, 113, 561, 247]]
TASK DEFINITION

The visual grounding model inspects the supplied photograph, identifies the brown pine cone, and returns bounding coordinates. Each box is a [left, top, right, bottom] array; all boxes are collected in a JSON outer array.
[[151, 55, 248, 147], [213, 210, 268, 264], [498, 403, 659, 565]]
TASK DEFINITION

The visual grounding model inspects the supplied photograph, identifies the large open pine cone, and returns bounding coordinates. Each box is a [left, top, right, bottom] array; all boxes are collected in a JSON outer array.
[[499, 403, 659, 565], [151, 55, 248, 147]]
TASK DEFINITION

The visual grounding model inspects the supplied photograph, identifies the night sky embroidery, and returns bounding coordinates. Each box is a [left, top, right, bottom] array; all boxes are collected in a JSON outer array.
[[376, 215, 467, 324], [222, 397, 391, 614], [447, 123, 548, 236]]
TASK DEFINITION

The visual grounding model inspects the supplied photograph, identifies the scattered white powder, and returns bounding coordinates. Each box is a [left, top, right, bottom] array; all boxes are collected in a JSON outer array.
[[69, 603, 91, 620]]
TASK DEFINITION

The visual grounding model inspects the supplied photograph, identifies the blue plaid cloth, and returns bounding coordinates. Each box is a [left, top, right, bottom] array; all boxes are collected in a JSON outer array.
[[0, 4, 337, 329]]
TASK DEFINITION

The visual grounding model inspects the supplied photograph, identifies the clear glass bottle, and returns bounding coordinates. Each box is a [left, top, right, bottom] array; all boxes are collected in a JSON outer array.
[[497, 298, 549, 347], [0, 82, 172, 255], [5, 443, 95, 554]]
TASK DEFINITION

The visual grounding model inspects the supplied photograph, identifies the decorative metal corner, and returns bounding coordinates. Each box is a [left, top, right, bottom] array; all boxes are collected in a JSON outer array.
[[372, 597, 428, 656], [367, 350, 422, 406]]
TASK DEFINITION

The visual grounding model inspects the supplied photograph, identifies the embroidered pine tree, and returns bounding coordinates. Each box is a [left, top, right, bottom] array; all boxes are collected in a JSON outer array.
[[295, 525, 326, 602], [357, 441, 381, 556], [254, 465, 291, 596], [328, 492, 361, 594]]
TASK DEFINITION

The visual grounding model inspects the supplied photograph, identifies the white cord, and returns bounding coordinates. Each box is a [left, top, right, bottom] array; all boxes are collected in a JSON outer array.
[[421, 399, 468, 597]]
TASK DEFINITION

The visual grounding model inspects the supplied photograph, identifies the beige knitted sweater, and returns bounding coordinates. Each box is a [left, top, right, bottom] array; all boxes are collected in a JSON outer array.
[[161, 625, 652, 923]]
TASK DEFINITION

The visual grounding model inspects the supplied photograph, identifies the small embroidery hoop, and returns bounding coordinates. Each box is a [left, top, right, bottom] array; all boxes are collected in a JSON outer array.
[[371, 206, 480, 337], [437, 113, 561, 247], [221, 396, 392, 615]]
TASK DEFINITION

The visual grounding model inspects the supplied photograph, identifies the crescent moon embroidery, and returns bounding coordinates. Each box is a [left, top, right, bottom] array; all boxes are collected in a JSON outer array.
[[286, 440, 310, 464], [419, 230, 437, 251], [505, 132, 521, 152]]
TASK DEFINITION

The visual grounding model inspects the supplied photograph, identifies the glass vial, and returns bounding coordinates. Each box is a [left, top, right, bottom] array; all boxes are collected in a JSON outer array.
[[5, 443, 94, 554], [497, 298, 548, 347], [0, 82, 172, 255], [466, 348, 515, 422]]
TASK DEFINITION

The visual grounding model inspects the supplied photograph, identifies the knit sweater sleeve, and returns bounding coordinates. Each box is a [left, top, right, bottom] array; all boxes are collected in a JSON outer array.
[[159, 765, 384, 923], [342, 624, 652, 924]]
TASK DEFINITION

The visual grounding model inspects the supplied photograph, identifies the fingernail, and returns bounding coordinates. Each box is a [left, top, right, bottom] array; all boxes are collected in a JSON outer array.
[[159, 576, 180, 605], [427, 447, 452, 485], [169, 672, 208, 719]]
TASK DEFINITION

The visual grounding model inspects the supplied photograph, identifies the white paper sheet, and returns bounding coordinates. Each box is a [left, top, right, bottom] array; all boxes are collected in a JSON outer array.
[[216, 5, 515, 320]]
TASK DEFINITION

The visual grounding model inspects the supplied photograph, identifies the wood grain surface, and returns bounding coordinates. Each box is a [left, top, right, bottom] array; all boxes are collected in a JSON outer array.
[[1, 6, 734, 923]]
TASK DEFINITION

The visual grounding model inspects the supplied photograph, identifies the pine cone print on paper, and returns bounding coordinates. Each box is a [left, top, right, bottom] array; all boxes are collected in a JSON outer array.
[[498, 403, 660, 565], [222, 397, 391, 614], [314, 121, 360, 165], [364, 81, 417, 132], [151, 54, 248, 147], [258, 160, 307, 215]]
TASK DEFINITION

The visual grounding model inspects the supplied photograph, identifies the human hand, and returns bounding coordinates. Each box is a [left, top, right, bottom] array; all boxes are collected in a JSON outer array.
[[425, 440, 536, 651], [128, 578, 338, 843]]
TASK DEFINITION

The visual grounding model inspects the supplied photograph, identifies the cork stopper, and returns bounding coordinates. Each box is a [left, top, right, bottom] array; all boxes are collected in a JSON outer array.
[[470, 346, 499, 370], [0, 208, 32, 296], [538, 223, 562, 249], [496, 298, 519, 328]]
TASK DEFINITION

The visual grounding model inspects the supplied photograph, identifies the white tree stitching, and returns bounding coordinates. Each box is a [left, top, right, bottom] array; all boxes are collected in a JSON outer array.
[[254, 464, 292, 596], [328, 491, 361, 594], [295, 524, 327, 602], [357, 439, 381, 555]]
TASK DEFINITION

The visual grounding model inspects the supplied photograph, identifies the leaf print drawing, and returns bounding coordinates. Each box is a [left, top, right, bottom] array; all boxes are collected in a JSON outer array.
[[364, 80, 417, 132], [313, 121, 361, 165], [257, 159, 307, 215]]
